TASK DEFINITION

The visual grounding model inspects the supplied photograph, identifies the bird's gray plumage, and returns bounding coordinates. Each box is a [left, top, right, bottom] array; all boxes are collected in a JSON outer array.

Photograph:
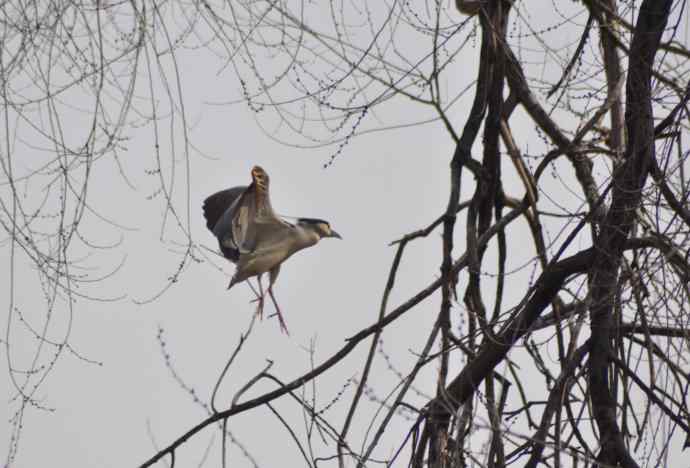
[[202, 166, 341, 333], [203, 186, 247, 261]]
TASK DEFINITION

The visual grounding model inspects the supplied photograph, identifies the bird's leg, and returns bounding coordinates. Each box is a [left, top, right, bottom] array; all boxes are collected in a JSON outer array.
[[266, 265, 288, 334], [250, 274, 265, 319], [267, 286, 289, 335]]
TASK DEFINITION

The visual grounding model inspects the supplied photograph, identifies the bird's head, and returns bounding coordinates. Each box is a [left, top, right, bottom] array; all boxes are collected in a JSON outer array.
[[297, 218, 342, 240]]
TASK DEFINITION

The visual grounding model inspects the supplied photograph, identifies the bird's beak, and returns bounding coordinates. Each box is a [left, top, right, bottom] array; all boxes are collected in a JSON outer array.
[[330, 230, 342, 239]]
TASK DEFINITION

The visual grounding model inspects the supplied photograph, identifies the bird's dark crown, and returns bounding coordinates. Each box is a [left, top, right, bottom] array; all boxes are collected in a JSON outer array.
[[297, 217, 330, 226]]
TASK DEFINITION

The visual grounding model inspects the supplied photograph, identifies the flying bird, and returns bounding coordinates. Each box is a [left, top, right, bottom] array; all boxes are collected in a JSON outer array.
[[203, 166, 341, 333]]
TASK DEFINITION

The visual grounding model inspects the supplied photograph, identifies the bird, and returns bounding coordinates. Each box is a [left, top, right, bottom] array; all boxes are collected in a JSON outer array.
[[202, 166, 342, 333]]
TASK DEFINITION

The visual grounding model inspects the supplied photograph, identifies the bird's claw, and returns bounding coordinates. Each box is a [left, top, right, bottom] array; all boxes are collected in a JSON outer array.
[[277, 313, 290, 335], [252, 295, 265, 319], [268, 312, 289, 335]]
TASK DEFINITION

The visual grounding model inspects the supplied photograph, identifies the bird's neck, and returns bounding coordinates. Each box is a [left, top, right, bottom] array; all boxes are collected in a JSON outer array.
[[292, 225, 320, 252]]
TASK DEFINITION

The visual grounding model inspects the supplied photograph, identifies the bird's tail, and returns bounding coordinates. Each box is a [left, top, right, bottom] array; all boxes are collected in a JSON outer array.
[[227, 272, 243, 290]]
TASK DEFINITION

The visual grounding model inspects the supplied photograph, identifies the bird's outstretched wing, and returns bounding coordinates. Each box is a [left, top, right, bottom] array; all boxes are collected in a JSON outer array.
[[203, 166, 288, 260], [202, 186, 247, 232], [203, 185, 247, 261], [230, 166, 285, 252]]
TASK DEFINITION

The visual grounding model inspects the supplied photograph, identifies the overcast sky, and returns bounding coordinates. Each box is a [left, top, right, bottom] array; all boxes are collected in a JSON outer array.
[[2, 2, 688, 467]]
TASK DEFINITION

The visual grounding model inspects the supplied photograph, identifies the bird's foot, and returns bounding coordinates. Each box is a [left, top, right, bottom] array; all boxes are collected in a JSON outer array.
[[267, 312, 289, 335], [267, 288, 289, 335], [251, 295, 265, 319], [276, 311, 289, 335]]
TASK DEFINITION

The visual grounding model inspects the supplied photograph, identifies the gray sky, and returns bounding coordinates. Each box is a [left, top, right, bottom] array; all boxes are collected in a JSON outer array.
[[2, 1, 688, 467], [0, 45, 458, 465]]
